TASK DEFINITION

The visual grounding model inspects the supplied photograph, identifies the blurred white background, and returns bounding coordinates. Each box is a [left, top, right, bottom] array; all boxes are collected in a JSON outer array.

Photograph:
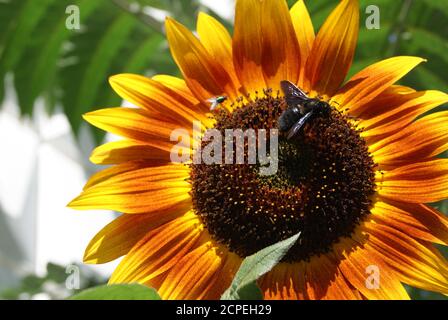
[[0, 0, 234, 295]]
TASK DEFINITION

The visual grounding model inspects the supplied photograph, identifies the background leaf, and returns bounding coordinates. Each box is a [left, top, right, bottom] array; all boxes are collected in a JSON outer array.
[[70, 284, 161, 300], [221, 232, 300, 300]]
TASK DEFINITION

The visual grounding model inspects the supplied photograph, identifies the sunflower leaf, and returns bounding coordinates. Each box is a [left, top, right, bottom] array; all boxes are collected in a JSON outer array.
[[221, 232, 301, 300], [70, 284, 161, 300]]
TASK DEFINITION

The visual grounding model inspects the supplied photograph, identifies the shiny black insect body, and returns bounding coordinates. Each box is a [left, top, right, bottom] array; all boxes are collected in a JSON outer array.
[[279, 80, 331, 139]]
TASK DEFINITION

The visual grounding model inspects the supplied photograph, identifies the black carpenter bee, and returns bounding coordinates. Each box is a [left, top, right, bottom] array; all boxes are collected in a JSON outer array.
[[279, 80, 331, 139]]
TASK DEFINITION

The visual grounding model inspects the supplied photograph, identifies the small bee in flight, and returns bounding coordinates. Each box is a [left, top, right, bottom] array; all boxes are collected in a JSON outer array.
[[207, 95, 227, 111], [278, 80, 331, 139]]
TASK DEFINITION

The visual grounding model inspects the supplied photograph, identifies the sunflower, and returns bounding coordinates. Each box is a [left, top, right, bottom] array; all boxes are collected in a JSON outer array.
[[69, 0, 448, 300]]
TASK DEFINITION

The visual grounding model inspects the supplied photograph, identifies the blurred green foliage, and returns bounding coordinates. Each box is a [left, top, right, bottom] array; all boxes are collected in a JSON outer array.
[[0, 0, 447, 300], [0, 262, 105, 300]]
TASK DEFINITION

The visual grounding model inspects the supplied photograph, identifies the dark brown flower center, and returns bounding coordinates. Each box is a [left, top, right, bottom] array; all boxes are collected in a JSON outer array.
[[190, 90, 376, 262]]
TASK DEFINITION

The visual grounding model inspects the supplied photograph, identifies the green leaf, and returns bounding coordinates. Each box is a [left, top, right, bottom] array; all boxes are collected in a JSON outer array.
[[221, 232, 301, 300], [70, 284, 161, 300]]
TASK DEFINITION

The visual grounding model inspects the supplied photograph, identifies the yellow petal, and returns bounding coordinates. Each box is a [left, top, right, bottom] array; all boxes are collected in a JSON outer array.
[[232, 0, 265, 94], [371, 200, 448, 246], [109, 212, 203, 284], [68, 163, 191, 214], [378, 159, 448, 203], [83, 107, 191, 146], [89, 139, 190, 165], [334, 235, 410, 300], [361, 90, 448, 139], [290, 0, 315, 88], [158, 241, 224, 299], [305, 0, 359, 97], [370, 111, 448, 165], [197, 13, 241, 93], [109, 74, 211, 128], [364, 222, 448, 295], [333, 56, 425, 114], [166, 17, 238, 102], [83, 209, 184, 264], [260, 0, 300, 90]]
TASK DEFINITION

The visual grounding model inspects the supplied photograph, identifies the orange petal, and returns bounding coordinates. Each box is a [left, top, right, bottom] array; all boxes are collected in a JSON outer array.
[[370, 111, 448, 165], [109, 212, 204, 284], [290, 0, 315, 89], [83, 107, 191, 147], [305, 0, 359, 98], [361, 90, 448, 141], [83, 209, 184, 264], [198, 253, 241, 300], [68, 163, 191, 214], [260, 0, 300, 91], [165, 17, 238, 102], [378, 159, 448, 203], [364, 221, 448, 295], [333, 56, 425, 114], [371, 200, 448, 246], [90, 139, 189, 165], [152, 74, 214, 118], [232, 0, 265, 94], [260, 262, 307, 300], [197, 13, 241, 94], [158, 240, 225, 299], [305, 254, 360, 300], [110, 74, 211, 128], [334, 235, 410, 300], [359, 85, 417, 120]]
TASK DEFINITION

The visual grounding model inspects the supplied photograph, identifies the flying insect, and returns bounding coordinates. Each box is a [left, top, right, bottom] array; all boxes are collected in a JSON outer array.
[[207, 95, 227, 111]]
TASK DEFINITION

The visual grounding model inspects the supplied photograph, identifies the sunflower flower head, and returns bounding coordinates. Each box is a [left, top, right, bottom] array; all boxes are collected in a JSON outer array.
[[69, 0, 448, 300]]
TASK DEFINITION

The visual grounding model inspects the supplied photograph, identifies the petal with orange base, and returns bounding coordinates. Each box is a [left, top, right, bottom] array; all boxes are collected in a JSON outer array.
[[371, 200, 448, 246], [109, 212, 204, 285], [158, 241, 226, 300], [378, 159, 448, 203], [260, 0, 300, 91], [370, 111, 448, 165], [83, 209, 185, 264], [166, 18, 238, 102], [305, 254, 360, 300], [305, 0, 359, 98], [110, 74, 212, 128], [290, 0, 315, 88], [232, 0, 265, 95], [334, 234, 410, 300], [197, 13, 241, 94], [89, 139, 190, 165], [333, 56, 425, 114], [260, 262, 307, 300], [68, 163, 191, 214], [364, 222, 448, 295], [83, 107, 191, 146]]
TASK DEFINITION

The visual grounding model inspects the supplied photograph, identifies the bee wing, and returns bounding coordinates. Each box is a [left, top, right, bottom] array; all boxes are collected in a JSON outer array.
[[209, 100, 219, 111], [280, 80, 309, 106], [287, 112, 313, 139]]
